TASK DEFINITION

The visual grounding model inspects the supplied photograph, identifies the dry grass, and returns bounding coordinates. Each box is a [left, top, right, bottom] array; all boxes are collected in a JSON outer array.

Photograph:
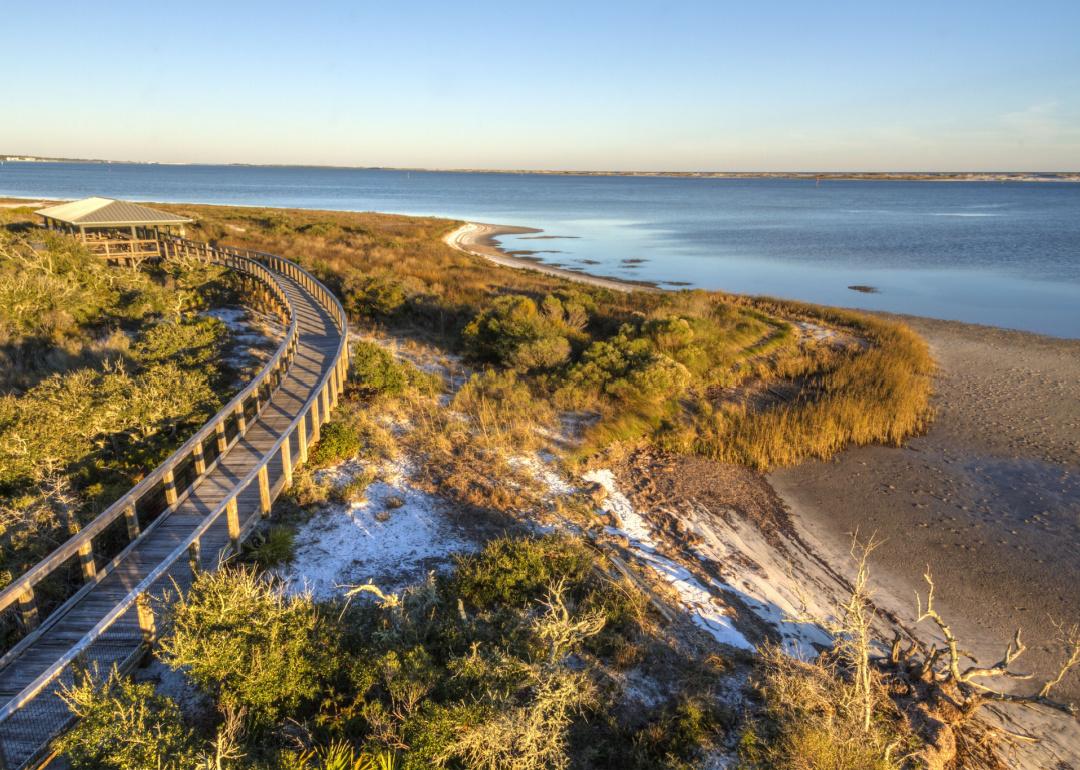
[[155, 203, 934, 471]]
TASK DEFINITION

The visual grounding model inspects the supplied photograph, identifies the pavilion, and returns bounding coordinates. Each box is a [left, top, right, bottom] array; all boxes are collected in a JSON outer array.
[[36, 197, 193, 262]]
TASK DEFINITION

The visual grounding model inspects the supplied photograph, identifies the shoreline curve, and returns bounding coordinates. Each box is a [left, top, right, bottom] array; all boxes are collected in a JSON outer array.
[[443, 222, 661, 294]]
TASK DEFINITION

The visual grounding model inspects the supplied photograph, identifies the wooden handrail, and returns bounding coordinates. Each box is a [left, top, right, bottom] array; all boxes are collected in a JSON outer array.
[[0, 241, 350, 734], [0, 242, 299, 626]]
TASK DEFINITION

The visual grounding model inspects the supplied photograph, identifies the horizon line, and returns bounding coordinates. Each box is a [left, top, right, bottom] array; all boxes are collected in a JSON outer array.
[[2, 154, 1078, 177]]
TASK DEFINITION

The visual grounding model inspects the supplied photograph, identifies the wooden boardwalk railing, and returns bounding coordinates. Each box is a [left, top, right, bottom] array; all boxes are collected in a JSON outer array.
[[0, 237, 350, 769]]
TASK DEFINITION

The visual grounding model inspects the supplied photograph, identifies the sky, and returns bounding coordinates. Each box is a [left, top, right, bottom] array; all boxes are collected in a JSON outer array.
[[3, 1, 1079, 171]]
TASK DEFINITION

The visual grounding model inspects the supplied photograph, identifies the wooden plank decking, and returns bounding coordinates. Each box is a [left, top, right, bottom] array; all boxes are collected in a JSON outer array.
[[0, 254, 347, 769]]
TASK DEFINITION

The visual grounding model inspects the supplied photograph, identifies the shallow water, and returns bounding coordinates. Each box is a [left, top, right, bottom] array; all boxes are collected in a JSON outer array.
[[3, 162, 1078, 336]]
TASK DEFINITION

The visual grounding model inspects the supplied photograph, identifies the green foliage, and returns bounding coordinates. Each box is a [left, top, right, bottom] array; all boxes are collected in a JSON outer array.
[[288, 741, 400, 770], [451, 534, 593, 609], [557, 321, 692, 408], [344, 274, 407, 319], [56, 667, 196, 770], [349, 341, 437, 398], [159, 566, 338, 730], [0, 224, 243, 589], [462, 294, 572, 372], [247, 525, 297, 568], [628, 697, 735, 769], [131, 316, 226, 369], [309, 421, 363, 468]]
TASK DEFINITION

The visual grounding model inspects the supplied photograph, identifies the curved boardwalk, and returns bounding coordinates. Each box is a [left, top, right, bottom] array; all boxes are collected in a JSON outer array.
[[0, 247, 348, 769]]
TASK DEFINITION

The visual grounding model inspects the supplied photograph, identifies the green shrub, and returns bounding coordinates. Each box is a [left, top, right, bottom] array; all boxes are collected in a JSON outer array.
[[130, 316, 226, 369], [247, 525, 297, 568], [345, 274, 407, 319], [349, 341, 439, 399], [629, 696, 734, 769], [309, 421, 363, 468], [56, 667, 196, 770], [557, 323, 691, 408], [462, 294, 571, 372], [350, 341, 409, 396], [159, 566, 339, 729], [452, 534, 593, 609]]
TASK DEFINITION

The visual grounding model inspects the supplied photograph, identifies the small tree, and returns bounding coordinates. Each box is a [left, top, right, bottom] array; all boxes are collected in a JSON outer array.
[[159, 566, 338, 729], [462, 295, 571, 372], [56, 666, 196, 770]]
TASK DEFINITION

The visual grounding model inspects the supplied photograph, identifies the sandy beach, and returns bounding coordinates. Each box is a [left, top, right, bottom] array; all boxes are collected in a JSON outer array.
[[772, 317, 1080, 699], [443, 222, 661, 293], [447, 220, 1080, 703]]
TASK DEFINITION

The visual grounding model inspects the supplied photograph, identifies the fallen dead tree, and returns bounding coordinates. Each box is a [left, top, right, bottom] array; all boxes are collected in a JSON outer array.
[[881, 572, 1079, 769], [785, 538, 1080, 770]]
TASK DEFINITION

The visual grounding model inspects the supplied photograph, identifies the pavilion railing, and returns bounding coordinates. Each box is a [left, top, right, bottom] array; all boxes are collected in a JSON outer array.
[[0, 236, 349, 769], [84, 238, 163, 261]]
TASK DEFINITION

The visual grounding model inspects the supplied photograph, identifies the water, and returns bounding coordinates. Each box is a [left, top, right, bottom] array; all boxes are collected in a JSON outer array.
[[3, 162, 1078, 337]]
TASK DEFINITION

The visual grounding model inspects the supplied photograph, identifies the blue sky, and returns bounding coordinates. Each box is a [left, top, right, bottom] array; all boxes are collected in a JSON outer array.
[[3, 1, 1079, 170]]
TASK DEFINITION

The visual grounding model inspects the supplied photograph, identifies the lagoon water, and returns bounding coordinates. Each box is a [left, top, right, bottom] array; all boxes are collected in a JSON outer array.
[[2, 162, 1078, 336]]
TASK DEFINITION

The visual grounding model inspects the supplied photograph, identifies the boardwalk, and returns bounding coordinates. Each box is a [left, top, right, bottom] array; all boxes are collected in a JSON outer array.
[[0, 242, 348, 769]]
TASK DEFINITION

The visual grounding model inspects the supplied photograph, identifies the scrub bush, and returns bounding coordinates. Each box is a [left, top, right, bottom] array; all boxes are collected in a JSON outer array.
[[56, 668, 196, 770], [159, 566, 339, 730]]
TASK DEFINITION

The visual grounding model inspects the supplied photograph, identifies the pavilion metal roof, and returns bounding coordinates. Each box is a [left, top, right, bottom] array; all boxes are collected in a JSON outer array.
[[36, 197, 193, 227]]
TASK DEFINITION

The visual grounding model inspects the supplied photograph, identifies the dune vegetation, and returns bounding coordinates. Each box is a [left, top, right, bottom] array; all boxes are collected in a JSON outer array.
[[169, 202, 935, 471], [0, 201, 961, 769], [0, 206, 255, 591]]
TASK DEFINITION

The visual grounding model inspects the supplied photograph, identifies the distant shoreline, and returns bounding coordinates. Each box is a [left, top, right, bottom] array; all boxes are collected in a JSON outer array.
[[3, 157, 1078, 183]]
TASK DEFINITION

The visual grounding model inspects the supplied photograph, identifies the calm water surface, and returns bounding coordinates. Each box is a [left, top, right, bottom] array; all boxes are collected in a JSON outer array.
[[2, 162, 1078, 336]]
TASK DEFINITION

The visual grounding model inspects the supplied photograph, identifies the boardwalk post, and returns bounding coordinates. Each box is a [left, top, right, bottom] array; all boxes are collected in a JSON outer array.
[[330, 366, 340, 408], [321, 383, 331, 423], [258, 466, 272, 518], [124, 504, 140, 540], [17, 587, 38, 632], [188, 539, 201, 575], [77, 541, 96, 582], [310, 399, 321, 444], [235, 402, 247, 434], [136, 593, 156, 645], [226, 497, 241, 552], [193, 442, 207, 476], [297, 413, 308, 463], [163, 468, 178, 507], [280, 437, 293, 487], [216, 419, 228, 455]]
